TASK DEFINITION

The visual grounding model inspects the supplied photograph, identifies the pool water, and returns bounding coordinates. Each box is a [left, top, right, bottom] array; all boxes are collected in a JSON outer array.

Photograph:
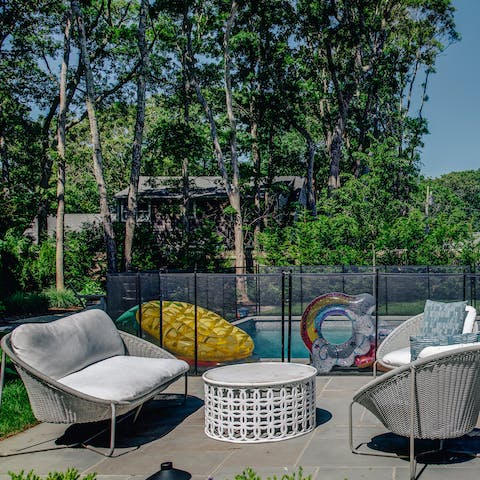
[[240, 321, 353, 359]]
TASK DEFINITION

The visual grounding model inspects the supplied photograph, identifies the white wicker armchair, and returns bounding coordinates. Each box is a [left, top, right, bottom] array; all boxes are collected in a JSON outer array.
[[0, 309, 189, 457], [350, 343, 480, 480], [375, 305, 477, 373]]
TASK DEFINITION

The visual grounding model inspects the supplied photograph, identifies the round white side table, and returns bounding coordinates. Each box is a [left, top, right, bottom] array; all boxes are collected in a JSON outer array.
[[202, 362, 317, 443]]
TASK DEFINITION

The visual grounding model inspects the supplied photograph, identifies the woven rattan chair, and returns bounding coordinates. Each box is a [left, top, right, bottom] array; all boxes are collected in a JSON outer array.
[[350, 343, 480, 480], [0, 309, 189, 457], [375, 305, 477, 373]]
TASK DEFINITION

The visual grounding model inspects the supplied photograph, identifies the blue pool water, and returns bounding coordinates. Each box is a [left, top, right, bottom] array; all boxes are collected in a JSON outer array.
[[239, 320, 353, 359]]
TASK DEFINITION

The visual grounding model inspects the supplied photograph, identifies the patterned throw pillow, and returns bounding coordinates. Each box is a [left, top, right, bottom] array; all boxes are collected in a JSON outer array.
[[447, 333, 478, 345], [410, 335, 449, 361], [421, 300, 467, 337]]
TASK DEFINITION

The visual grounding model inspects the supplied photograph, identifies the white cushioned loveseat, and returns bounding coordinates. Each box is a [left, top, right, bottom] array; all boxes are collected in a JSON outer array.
[[0, 309, 189, 456]]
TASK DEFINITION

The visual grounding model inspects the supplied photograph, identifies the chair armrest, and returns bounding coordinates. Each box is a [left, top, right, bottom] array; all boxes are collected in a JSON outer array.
[[418, 341, 480, 359], [119, 331, 177, 360], [376, 313, 424, 360]]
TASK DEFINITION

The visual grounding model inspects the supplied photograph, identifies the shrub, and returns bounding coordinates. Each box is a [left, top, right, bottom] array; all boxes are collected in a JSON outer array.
[[3, 292, 49, 316], [8, 469, 96, 480], [231, 467, 311, 480], [43, 288, 82, 309]]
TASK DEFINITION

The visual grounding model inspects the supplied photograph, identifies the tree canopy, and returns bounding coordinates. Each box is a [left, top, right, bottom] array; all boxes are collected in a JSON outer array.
[[0, 0, 478, 296]]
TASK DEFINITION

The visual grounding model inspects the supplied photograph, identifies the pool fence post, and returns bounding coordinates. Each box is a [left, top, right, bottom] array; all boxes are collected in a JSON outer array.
[[287, 270, 292, 363], [384, 267, 388, 316], [281, 271, 286, 363], [255, 264, 260, 316], [136, 273, 142, 338], [427, 266, 431, 300], [300, 265, 304, 314], [463, 268, 467, 301], [472, 265, 477, 309], [222, 273, 226, 320], [194, 270, 198, 375], [374, 268, 379, 361], [158, 271, 163, 348]]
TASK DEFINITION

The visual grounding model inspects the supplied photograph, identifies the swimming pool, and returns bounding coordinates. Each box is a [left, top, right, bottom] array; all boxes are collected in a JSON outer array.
[[237, 319, 353, 359]]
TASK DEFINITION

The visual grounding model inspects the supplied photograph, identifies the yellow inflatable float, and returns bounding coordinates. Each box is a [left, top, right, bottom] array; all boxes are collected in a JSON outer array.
[[117, 300, 254, 364]]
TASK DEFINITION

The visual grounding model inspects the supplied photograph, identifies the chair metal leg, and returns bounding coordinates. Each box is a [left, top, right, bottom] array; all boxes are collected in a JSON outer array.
[[349, 400, 409, 460], [108, 403, 116, 456], [83, 403, 118, 457], [409, 365, 417, 480], [132, 404, 143, 424], [182, 373, 188, 404]]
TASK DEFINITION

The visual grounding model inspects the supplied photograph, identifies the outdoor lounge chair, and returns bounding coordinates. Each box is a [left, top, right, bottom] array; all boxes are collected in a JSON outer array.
[[0, 309, 189, 456], [375, 303, 477, 372], [350, 343, 480, 480]]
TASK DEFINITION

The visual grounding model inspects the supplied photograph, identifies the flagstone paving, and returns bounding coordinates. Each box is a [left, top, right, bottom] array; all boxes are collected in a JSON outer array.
[[1, 374, 480, 480]]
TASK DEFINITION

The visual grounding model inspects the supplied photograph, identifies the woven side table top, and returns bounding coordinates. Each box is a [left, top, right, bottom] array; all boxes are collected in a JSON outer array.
[[203, 362, 317, 443]]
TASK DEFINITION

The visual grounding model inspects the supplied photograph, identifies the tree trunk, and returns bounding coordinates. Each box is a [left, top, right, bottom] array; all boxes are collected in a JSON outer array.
[[0, 134, 9, 186], [328, 119, 343, 194], [294, 124, 317, 216], [185, 1, 247, 298], [251, 112, 261, 250], [124, 0, 148, 272], [224, 0, 245, 272], [224, 0, 248, 300], [55, 7, 71, 291], [72, 0, 117, 273], [325, 38, 348, 196], [181, 158, 190, 232]]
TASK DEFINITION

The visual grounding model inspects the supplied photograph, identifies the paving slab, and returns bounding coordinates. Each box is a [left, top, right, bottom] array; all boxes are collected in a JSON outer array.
[[2, 374, 480, 480]]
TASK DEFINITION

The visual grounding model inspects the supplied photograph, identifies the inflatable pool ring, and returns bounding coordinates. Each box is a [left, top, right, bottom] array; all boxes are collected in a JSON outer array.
[[354, 344, 375, 369], [116, 300, 254, 364], [300, 292, 375, 373]]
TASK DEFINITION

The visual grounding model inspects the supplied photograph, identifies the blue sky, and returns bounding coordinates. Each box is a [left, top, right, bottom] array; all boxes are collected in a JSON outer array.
[[420, 0, 480, 178]]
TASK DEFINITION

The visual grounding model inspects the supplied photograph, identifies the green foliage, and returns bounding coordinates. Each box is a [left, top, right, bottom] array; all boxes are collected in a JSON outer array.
[[0, 230, 40, 296], [231, 467, 311, 480], [115, 220, 226, 272], [43, 288, 81, 309], [259, 211, 368, 266], [63, 226, 106, 293], [0, 379, 36, 438], [8, 470, 96, 480], [2, 292, 49, 316]]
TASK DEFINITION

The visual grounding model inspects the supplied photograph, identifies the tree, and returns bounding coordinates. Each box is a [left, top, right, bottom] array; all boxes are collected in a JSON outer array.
[[124, 0, 149, 272], [71, 0, 117, 273], [55, 6, 72, 291], [184, 1, 247, 278]]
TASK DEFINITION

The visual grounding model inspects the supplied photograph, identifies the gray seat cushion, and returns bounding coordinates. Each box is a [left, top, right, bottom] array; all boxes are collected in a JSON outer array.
[[58, 356, 189, 401], [11, 309, 125, 379]]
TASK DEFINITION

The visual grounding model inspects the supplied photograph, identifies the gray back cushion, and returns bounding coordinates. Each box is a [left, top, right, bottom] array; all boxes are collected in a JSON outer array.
[[421, 300, 467, 337], [11, 309, 125, 379]]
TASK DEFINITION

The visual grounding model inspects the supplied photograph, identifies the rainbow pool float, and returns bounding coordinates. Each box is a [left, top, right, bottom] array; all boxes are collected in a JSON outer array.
[[300, 292, 375, 373], [116, 300, 254, 365]]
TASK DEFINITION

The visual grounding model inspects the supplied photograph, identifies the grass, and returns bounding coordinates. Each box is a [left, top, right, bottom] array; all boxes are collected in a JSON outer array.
[[0, 379, 37, 438], [0, 349, 37, 439]]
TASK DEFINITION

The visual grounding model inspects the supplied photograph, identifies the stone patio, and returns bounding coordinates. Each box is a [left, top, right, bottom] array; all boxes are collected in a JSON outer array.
[[1, 374, 480, 480]]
